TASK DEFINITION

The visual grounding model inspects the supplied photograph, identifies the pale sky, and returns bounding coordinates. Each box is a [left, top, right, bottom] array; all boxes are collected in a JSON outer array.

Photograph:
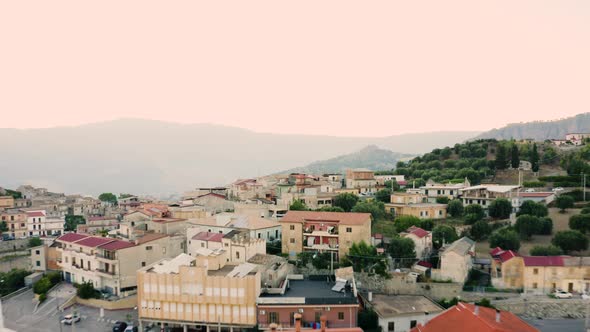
[[1, 1, 589, 137]]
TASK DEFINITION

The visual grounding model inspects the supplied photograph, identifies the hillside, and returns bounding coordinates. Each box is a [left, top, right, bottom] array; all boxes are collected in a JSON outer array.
[[282, 145, 414, 174], [473, 113, 590, 141], [0, 119, 476, 196]]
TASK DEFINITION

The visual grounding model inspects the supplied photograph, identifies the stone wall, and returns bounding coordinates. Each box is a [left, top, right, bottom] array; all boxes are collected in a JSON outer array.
[[494, 298, 589, 319], [0, 239, 29, 253], [75, 295, 137, 310], [355, 273, 462, 300], [0, 255, 30, 272]]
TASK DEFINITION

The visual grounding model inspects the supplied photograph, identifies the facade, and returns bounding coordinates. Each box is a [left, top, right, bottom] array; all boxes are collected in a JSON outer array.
[[419, 179, 470, 203], [0, 210, 28, 238], [385, 193, 447, 219], [31, 243, 61, 272], [431, 237, 475, 283], [137, 253, 261, 330], [565, 133, 590, 146], [25, 210, 63, 237], [257, 275, 359, 330], [511, 192, 555, 212], [0, 196, 14, 210], [460, 185, 520, 210], [345, 169, 377, 194], [229, 179, 265, 201], [188, 214, 282, 243], [363, 293, 443, 332], [401, 227, 432, 260], [280, 211, 371, 260], [191, 193, 234, 214], [188, 230, 266, 264], [56, 232, 185, 296], [247, 254, 295, 288], [77, 216, 119, 234]]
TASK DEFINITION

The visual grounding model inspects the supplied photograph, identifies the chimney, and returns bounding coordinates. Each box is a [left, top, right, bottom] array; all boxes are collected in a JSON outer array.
[[368, 292, 373, 302], [269, 323, 278, 332], [495, 309, 501, 323], [294, 313, 302, 332], [320, 315, 327, 332], [474, 305, 479, 316]]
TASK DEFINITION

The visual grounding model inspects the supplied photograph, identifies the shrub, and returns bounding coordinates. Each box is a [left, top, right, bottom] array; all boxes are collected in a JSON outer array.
[[76, 282, 100, 299], [581, 207, 590, 215], [556, 195, 575, 212], [447, 199, 464, 217], [552, 230, 589, 253], [530, 245, 563, 256], [470, 221, 491, 241], [523, 181, 546, 188], [28, 237, 42, 248], [436, 196, 450, 204], [517, 201, 548, 218], [489, 229, 520, 251], [488, 199, 512, 219], [569, 214, 590, 234], [464, 205, 485, 223], [33, 277, 52, 295]]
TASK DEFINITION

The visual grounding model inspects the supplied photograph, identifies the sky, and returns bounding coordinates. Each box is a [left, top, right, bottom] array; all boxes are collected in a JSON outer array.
[[1, 1, 589, 137]]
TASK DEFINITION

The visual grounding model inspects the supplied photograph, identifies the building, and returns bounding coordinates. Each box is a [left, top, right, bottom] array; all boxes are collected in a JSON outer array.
[[410, 302, 538, 332], [229, 179, 265, 201], [137, 253, 261, 331], [190, 193, 234, 215], [188, 214, 282, 243], [0, 210, 28, 238], [188, 230, 266, 264], [431, 237, 475, 283], [56, 232, 185, 296], [565, 133, 590, 146], [345, 169, 377, 194], [31, 242, 61, 272], [280, 211, 371, 260], [247, 254, 295, 288], [419, 179, 470, 203], [0, 196, 14, 210], [257, 274, 359, 330], [25, 210, 63, 237], [374, 175, 405, 186], [511, 192, 555, 212], [385, 193, 447, 219], [77, 216, 119, 234], [401, 227, 432, 260], [460, 185, 520, 210], [362, 293, 443, 332]]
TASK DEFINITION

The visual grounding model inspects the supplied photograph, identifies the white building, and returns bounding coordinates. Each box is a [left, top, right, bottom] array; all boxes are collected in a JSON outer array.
[[432, 237, 475, 283], [187, 214, 281, 243], [401, 226, 432, 260], [364, 293, 443, 332]]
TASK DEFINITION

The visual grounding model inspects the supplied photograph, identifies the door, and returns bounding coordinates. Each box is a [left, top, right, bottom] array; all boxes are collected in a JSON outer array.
[[64, 272, 71, 283], [568, 283, 574, 293]]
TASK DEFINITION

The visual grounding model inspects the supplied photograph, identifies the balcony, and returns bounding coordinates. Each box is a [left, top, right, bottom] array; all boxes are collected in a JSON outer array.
[[303, 243, 338, 251], [95, 268, 116, 278], [95, 253, 117, 263]]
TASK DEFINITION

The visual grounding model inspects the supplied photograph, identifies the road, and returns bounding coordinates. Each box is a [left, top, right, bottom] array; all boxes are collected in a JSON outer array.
[[524, 318, 586, 332], [2, 284, 138, 332]]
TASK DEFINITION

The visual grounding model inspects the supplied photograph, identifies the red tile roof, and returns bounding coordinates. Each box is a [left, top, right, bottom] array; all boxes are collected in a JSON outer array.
[[26, 211, 45, 217], [280, 211, 371, 226], [417, 261, 433, 268], [410, 302, 539, 332], [522, 256, 566, 267], [490, 247, 503, 256], [490, 248, 518, 263], [407, 226, 429, 238], [98, 239, 135, 251], [74, 236, 115, 248], [57, 233, 89, 243], [192, 231, 224, 242]]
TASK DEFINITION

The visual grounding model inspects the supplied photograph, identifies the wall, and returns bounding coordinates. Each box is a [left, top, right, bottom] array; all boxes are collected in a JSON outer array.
[[355, 273, 462, 301], [0, 254, 30, 272], [378, 313, 440, 332], [76, 295, 137, 310], [0, 239, 29, 253]]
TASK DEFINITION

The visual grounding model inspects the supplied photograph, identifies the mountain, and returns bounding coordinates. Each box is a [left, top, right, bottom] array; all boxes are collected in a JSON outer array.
[[473, 113, 590, 141], [0, 119, 478, 196], [282, 145, 414, 175]]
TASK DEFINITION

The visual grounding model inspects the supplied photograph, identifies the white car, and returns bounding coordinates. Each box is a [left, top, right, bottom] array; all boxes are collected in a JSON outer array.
[[552, 187, 564, 193], [554, 290, 573, 299], [61, 314, 81, 325], [525, 188, 536, 193]]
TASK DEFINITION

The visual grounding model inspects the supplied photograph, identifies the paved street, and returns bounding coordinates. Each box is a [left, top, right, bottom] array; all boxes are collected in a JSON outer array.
[[1, 284, 139, 332], [524, 318, 586, 332]]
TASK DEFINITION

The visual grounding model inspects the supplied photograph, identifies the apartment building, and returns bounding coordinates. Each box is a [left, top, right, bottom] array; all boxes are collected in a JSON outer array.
[[431, 237, 475, 283], [419, 179, 470, 203], [77, 216, 119, 234], [188, 214, 282, 243], [401, 227, 432, 260], [385, 193, 447, 220], [188, 230, 266, 264], [0, 196, 14, 210], [56, 232, 184, 296], [0, 210, 28, 238], [460, 185, 520, 210], [137, 253, 261, 331], [280, 211, 371, 260], [345, 169, 377, 194]]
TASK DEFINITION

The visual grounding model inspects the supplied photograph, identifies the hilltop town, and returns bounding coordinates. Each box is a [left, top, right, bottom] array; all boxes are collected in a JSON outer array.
[[2, 135, 590, 332]]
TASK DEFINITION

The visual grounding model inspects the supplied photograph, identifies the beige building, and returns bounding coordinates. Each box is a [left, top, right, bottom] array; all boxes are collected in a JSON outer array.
[[0, 196, 15, 210], [188, 230, 266, 264], [188, 214, 282, 243], [385, 193, 447, 219], [137, 253, 261, 330], [420, 179, 470, 203], [280, 211, 371, 260], [345, 169, 377, 194], [0, 210, 28, 238], [431, 237, 475, 283], [460, 185, 520, 210], [56, 232, 185, 296], [401, 226, 432, 260]]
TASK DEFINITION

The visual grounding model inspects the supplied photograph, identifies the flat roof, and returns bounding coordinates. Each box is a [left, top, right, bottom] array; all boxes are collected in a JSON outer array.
[[367, 294, 443, 319], [259, 279, 357, 305]]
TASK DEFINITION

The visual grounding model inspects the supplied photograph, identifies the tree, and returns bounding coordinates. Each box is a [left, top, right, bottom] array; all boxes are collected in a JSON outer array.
[[552, 230, 589, 253], [33, 277, 52, 295], [464, 204, 485, 224], [436, 196, 450, 204], [0, 221, 7, 233], [77, 282, 100, 299], [98, 192, 117, 204], [556, 195, 575, 212], [388, 237, 416, 268], [372, 220, 397, 239], [538, 217, 553, 235], [514, 215, 540, 239], [393, 215, 422, 233], [333, 193, 359, 212], [489, 229, 520, 251], [530, 143, 540, 172], [569, 214, 590, 234], [510, 144, 520, 169], [495, 143, 508, 170], [517, 201, 548, 217], [28, 237, 42, 247], [432, 225, 458, 249], [358, 309, 379, 332], [470, 221, 492, 241], [317, 206, 345, 212], [289, 200, 308, 211], [488, 198, 512, 219], [384, 180, 400, 191], [530, 245, 563, 256], [64, 215, 86, 231], [375, 189, 392, 203], [447, 199, 464, 218], [352, 201, 386, 221], [345, 241, 388, 276]]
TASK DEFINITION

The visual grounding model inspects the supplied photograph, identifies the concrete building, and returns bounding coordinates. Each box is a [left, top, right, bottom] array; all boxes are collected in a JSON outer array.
[[188, 214, 282, 243], [362, 293, 443, 332], [0, 210, 28, 238], [345, 169, 377, 194], [385, 193, 447, 219], [0, 196, 14, 210], [247, 254, 295, 289], [25, 210, 63, 237], [77, 216, 119, 234], [137, 253, 261, 330], [280, 211, 371, 260], [431, 237, 475, 283], [460, 185, 520, 210], [511, 192, 555, 212], [419, 179, 470, 203], [401, 227, 432, 260], [188, 230, 266, 264]]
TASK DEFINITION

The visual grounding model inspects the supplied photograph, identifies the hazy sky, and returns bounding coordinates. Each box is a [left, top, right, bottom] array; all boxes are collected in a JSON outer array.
[[1, 1, 589, 137]]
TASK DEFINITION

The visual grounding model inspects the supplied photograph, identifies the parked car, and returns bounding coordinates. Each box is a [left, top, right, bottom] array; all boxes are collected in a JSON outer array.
[[124, 326, 139, 332], [525, 188, 536, 193], [113, 321, 128, 332], [552, 187, 564, 193], [554, 290, 573, 299], [61, 314, 81, 325]]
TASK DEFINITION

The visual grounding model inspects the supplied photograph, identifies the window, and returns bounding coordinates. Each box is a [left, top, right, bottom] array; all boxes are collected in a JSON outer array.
[[268, 312, 279, 324], [142, 262, 146, 267], [290, 238, 295, 244], [258, 233, 261, 239], [346, 227, 352, 233], [236, 252, 240, 259], [410, 320, 417, 328], [162, 247, 166, 254], [146, 246, 153, 251], [533, 282, 538, 289], [533, 268, 539, 275], [35, 250, 40, 255], [201, 243, 205, 248], [388, 322, 395, 332], [290, 225, 295, 230], [338, 312, 344, 320], [36, 261, 40, 267]]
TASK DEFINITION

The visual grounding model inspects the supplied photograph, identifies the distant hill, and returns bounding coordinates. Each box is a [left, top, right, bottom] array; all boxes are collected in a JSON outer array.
[[0, 119, 477, 196], [473, 113, 590, 141], [282, 145, 414, 174]]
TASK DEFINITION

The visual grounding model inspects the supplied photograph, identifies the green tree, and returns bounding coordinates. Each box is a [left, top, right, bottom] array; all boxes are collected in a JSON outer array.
[[33, 277, 52, 295], [530, 245, 563, 256], [569, 214, 590, 234], [388, 237, 416, 268], [432, 225, 458, 248], [352, 200, 386, 221], [510, 144, 520, 169], [345, 241, 388, 276], [64, 215, 86, 231], [552, 230, 589, 253], [489, 229, 520, 251], [384, 180, 400, 191], [333, 193, 360, 212], [538, 217, 553, 235], [464, 204, 485, 224], [495, 143, 508, 170], [28, 237, 42, 247], [317, 206, 345, 212], [447, 199, 464, 217], [488, 198, 512, 219], [77, 282, 100, 299], [556, 195, 575, 212], [0, 221, 7, 233], [530, 143, 540, 172], [517, 200, 548, 217], [98, 192, 117, 204], [358, 309, 379, 332], [470, 221, 491, 241], [393, 215, 422, 233], [375, 189, 392, 203], [436, 196, 450, 204], [514, 215, 540, 239], [372, 220, 397, 238], [289, 200, 308, 211]]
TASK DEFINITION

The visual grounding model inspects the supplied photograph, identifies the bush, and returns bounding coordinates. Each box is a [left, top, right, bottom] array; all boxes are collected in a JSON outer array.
[[447, 199, 464, 217], [517, 201, 548, 217], [556, 195, 575, 212], [38, 292, 47, 303], [76, 282, 101, 299], [28, 237, 42, 248], [464, 205, 485, 223], [570, 214, 590, 234], [523, 181, 546, 188], [470, 221, 492, 241], [530, 245, 563, 256], [552, 230, 589, 253], [33, 277, 52, 295], [436, 196, 450, 204], [489, 229, 520, 251], [561, 190, 584, 203], [581, 207, 590, 215], [488, 199, 512, 219]]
